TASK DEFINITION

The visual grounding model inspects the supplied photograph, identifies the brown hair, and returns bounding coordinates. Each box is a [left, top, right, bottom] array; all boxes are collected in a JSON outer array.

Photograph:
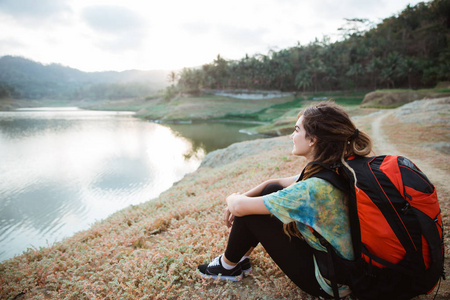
[[284, 101, 372, 238], [300, 101, 372, 179]]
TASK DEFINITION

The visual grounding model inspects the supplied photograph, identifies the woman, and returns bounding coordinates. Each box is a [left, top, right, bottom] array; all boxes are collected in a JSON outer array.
[[197, 101, 372, 298]]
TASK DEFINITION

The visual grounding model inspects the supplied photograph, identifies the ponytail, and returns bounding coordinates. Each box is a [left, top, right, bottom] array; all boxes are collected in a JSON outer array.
[[299, 101, 372, 179]]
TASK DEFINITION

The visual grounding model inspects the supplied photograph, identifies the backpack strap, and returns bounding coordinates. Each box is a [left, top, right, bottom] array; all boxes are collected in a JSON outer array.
[[298, 161, 353, 300], [312, 230, 341, 300], [297, 161, 348, 191], [299, 160, 361, 255]]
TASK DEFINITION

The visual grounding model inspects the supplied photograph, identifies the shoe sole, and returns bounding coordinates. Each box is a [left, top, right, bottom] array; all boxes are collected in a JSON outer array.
[[242, 268, 252, 276], [197, 270, 243, 281]]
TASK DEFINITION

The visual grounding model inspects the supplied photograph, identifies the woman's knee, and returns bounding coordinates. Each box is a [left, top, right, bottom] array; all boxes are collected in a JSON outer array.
[[261, 183, 284, 196]]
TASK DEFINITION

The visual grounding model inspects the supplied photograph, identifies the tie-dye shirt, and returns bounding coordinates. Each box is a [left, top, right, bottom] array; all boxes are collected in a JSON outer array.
[[262, 177, 354, 260]]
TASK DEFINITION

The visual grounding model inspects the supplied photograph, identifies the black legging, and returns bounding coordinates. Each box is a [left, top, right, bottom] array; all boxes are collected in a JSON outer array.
[[224, 184, 330, 298]]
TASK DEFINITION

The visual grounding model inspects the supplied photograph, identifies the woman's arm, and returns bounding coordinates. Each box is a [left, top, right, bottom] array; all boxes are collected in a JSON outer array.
[[226, 193, 269, 217], [223, 175, 298, 227], [243, 175, 299, 197]]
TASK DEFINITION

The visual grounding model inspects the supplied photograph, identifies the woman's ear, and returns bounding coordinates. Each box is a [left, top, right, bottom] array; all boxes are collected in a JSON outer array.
[[309, 137, 316, 147]]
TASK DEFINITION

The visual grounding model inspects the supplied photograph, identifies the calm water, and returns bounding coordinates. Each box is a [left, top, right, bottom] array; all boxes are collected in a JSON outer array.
[[0, 107, 263, 261]]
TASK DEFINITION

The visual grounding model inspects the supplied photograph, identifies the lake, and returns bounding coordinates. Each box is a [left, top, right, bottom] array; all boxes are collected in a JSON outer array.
[[0, 107, 264, 262]]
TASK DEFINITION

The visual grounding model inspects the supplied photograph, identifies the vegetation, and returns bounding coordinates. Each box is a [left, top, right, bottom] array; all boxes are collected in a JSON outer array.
[[1, 100, 449, 299], [175, 0, 449, 93], [0, 56, 168, 100]]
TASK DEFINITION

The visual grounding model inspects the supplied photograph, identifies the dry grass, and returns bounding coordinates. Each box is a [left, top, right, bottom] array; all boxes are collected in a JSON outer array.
[[383, 120, 449, 171], [1, 100, 449, 299]]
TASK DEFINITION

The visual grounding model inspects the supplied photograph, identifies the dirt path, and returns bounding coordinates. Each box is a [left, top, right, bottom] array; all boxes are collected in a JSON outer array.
[[371, 110, 400, 154], [371, 109, 450, 198]]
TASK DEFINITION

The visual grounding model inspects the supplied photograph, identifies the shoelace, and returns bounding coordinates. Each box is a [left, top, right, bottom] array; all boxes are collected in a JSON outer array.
[[208, 256, 221, 267]]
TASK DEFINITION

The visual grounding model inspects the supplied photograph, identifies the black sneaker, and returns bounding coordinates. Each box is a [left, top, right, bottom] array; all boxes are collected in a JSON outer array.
[[197, 255, 243, 281], [239, 258, 252, 276]]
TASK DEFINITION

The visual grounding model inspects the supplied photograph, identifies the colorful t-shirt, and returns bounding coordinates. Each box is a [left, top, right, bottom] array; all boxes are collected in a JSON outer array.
[[262, 177, 354, 260], [262, 177, 354, 297]]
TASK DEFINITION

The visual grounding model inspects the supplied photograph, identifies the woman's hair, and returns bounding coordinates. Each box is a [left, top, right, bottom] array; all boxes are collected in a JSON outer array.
[[284, 101, 372, 238], [299, 101, 372, 180]]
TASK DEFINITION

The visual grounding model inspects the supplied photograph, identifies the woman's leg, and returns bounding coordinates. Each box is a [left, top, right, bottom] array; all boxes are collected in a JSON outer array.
[[199, 183, 328, 297], [223, 183, 286, 266], [224, 214, 328, 297]]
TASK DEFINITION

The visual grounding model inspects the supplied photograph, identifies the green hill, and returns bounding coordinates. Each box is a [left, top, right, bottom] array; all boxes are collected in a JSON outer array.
[[0, 56, 169, 100]]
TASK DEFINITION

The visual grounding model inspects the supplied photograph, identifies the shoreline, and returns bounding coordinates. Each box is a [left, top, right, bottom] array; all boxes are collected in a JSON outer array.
[[1, 97, 449, 299]]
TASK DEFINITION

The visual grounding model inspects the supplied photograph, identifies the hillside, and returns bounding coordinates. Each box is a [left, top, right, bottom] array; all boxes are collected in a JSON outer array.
[[0, 98, 448, 299], [176, 0, 450, 93], [0, 56, 169, 100]]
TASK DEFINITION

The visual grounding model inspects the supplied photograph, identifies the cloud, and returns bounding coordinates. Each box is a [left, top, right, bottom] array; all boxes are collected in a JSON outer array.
[[81, 5, 148, 51], [0, 37, 26, 52], [214, 24, 268, 48], [309, 0, 406, 23], [0, 0, 71, 20], [82, 5, 145, 33], [181, 21, 212, 36], [181, 21, 267, 49]]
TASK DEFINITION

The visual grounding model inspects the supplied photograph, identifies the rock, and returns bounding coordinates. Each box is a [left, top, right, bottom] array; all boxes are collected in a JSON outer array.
[[394, 97, 450, 124], [362, 91, 425, 107], [200, 137, 290, 168]]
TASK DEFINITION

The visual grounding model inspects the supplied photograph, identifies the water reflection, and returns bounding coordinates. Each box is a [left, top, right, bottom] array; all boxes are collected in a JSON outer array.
[[166, 121, 266, 153], [0, 108, 264, 262], [0, 108, 204, 261]]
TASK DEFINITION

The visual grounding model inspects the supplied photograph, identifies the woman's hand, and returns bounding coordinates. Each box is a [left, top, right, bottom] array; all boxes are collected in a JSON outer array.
[[225, 192, 270, 221], [224, 192, 240, 228], [223, 207, 235, 228]]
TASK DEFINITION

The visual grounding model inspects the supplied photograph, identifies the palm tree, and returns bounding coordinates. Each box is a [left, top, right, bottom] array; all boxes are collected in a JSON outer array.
[[346, 63, 364, 90], [295, 70, 312, 92], [167, 71, 178, 85], [308, 57, 325, 92]]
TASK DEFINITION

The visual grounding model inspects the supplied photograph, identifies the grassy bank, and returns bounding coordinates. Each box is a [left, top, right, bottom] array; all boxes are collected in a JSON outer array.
[[86, 91, 366, 136], [1, 95, 448, 299], [1, 98, 449, 299]]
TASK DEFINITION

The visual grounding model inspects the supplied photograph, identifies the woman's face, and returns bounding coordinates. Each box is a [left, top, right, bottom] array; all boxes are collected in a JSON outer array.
[[290, 115, 315, 160]]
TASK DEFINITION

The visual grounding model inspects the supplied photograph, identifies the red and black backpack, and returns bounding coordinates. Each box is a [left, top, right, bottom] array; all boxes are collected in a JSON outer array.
[[304, 155, 445, 300]]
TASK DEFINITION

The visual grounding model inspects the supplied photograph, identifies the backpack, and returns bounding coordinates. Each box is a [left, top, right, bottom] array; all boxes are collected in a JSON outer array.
[[304, 155, 445, 300]]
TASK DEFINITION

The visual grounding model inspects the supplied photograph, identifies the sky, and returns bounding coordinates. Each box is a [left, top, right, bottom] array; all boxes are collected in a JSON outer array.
[[0, 0, 425, 72]]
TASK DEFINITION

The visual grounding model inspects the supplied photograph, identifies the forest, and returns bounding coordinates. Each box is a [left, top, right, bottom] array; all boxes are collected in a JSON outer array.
[[0, 56, 168, 100], [175, 0, 449, 93]]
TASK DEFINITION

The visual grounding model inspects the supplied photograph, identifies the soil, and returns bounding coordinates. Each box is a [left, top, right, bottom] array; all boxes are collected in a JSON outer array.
[[361, 90, 450, 107]]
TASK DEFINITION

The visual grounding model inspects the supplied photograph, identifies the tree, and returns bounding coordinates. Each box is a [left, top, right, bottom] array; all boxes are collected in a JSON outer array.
[[0, 82, 13, 98], [366, 57, 383, 90], [213, 54, 229, 89], [397, 56, 422, 88], [379, 52, 405, 88], [308, 57, 326, 92], [338, 18, 374, 39], [295, 71, 312, 92], [167, 71, 178, 85], [346, 63, 365, 90], [174, 0, 449, 93]]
